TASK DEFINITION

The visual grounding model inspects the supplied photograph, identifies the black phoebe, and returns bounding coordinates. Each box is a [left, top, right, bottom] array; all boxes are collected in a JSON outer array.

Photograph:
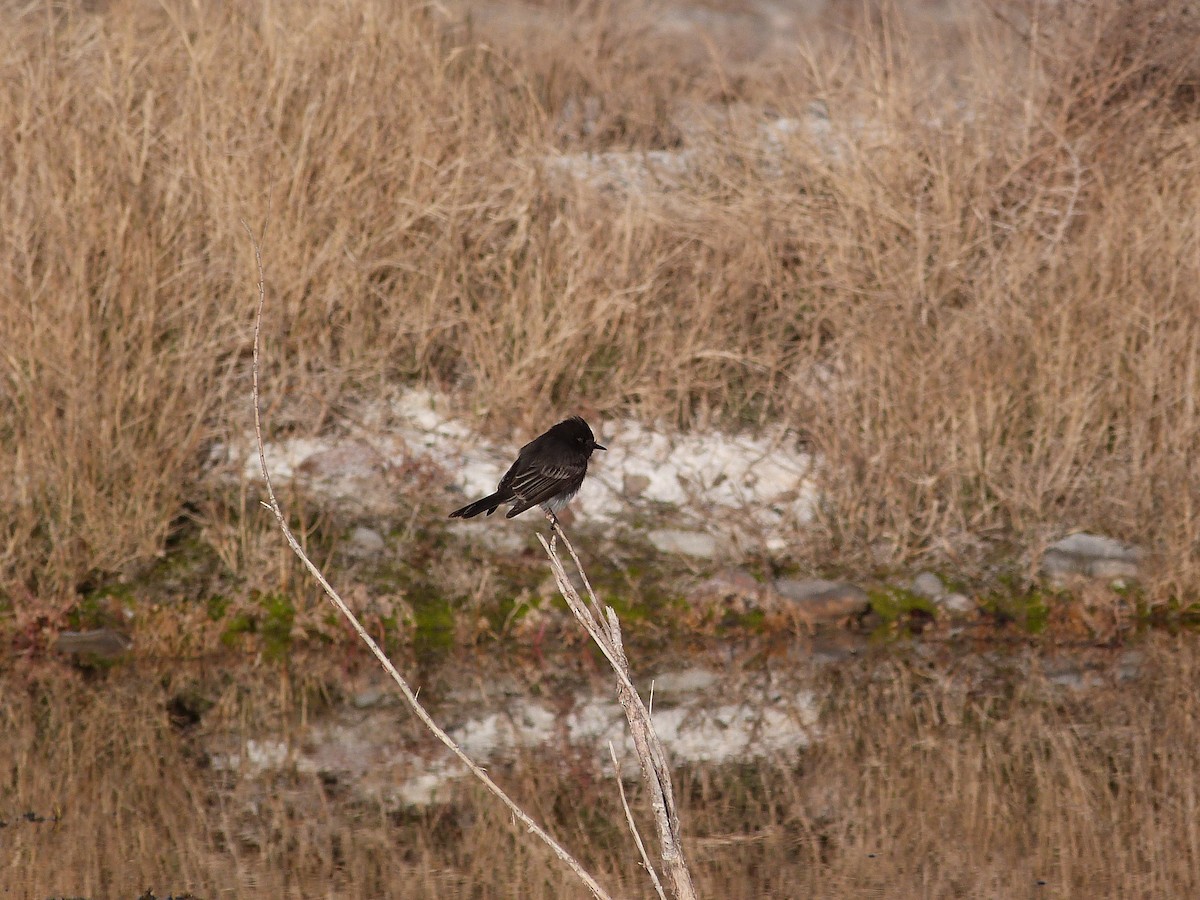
[[449, 416, 606, 520]]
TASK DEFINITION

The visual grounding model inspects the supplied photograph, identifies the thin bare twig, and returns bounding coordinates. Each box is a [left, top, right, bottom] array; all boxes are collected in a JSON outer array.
[[243, 222, 614, 900], [609, 740, 669, 900]]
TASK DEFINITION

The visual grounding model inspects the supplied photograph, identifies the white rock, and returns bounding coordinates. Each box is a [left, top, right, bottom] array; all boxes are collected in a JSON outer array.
[[911, 571, 946, 601], [1042, 532, 1142, 583], [647, 529, 720, 559], [450, 703, 557, 758], [347, 526, 385, 556], [940, 592, 975, 615], [227, 388, 818, 536]]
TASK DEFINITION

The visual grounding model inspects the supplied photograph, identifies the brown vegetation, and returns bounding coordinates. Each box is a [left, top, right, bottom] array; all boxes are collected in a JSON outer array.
[[2, 0, 1199, 605], [3, 639, 1199, 897], [4, 0, 1199, 611], [4, 2, 1199, 894]]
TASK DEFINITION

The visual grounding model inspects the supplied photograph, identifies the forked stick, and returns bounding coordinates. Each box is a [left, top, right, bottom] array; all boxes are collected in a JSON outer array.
[[539, 519, 698, 900]]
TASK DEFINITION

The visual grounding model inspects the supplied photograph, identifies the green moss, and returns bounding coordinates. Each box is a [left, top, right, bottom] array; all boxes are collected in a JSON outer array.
[[206, 595, 231, 622], [489, 594, 518, 632], [69, 583, 135, 630], [412, 594, 456, 663], [980, 581, 1055, 635], [869, 586, 937, 622], [1024, 596, 1051, 634], [132, 533, 231, 603], [215, 593, 295, 658], [865, 586, 938, 640], [373, 611, 405, 657], [259, 593, 296, 661], [733, 608, 767, 632], [487, 591, 539, 638], [581, 537, 687, 633], [600, 588, 651, 624], [150, 534, 217, 577], [220, 612, 256, 649], [67, 595, 107, 631]]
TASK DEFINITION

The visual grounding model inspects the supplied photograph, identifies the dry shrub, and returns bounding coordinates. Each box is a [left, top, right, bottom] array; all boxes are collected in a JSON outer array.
[[1, 0, 1198, 604], [0, 0, 539, 597], [1019, 0, 1200, 131], [781, 1, 1200, 588]]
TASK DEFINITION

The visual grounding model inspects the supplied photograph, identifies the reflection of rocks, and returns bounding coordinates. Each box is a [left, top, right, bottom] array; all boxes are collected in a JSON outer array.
[[541, 105, 898, 199], [543, 149, 694, 193], [55, 628, 133, 658], [210, 665, 817, 807], [202, 643, 1149, 812], [693, 568, 772, 610], [1038, 651, 1144, 691], [773, 579, 870, 623], [1042, 533, 1142, 586]]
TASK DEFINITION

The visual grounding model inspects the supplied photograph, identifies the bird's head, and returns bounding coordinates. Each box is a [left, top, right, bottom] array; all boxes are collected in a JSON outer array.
[[557, 416, 606, 456]]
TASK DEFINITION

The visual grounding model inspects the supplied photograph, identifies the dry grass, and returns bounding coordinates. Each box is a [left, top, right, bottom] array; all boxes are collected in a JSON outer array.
[[1, 0, 1199, 607], [3, 639, 1199, 897]]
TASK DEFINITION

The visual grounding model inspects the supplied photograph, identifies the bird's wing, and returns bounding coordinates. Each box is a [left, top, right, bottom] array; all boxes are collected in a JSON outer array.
[[507, 460, 584, 511]]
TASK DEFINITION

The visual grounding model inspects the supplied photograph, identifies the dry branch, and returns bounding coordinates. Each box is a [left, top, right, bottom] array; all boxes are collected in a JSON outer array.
[[539, 522, 698, 900]]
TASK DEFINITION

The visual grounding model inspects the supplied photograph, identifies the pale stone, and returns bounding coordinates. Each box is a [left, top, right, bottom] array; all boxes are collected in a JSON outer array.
[[648, 529, 719, 559], [773, 579, 870, 622], [1042, 533, 1142, 584], [911, 571, 946, 601]]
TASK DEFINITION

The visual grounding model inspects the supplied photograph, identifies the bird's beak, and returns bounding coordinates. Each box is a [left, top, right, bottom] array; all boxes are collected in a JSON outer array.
[[593, 442, 607, 451]]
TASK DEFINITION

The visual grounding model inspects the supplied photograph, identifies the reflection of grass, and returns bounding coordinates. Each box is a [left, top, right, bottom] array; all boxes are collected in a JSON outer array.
[[259, 594, 296, 661], [1141, 595, 1200, 631], [8, 642, 1200, 896], [412, 595, 456, 665]]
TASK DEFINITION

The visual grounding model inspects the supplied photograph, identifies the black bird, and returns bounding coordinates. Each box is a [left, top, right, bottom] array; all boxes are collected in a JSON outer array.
[[449, 416, 606, 520]]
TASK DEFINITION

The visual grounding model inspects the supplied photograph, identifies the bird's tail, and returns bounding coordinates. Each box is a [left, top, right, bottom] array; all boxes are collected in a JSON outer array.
[[449, 493, 505, 519]]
